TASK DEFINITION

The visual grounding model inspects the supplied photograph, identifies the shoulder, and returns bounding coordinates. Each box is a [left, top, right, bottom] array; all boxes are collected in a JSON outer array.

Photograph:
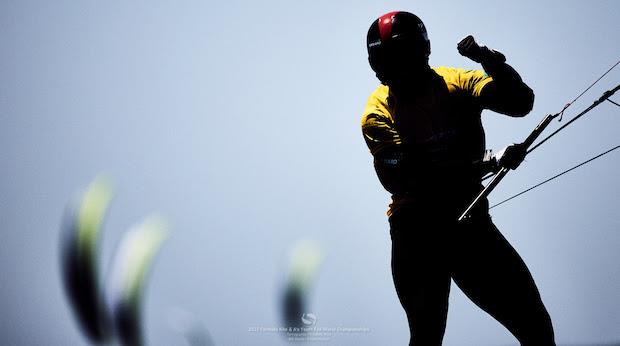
[[361, 84, 394, 124], [432, 66, 488, 85], [432, 66, 493, 97]]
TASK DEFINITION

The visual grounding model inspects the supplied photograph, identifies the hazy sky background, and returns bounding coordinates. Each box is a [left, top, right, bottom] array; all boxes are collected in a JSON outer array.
[[1, 1, 619, 345]]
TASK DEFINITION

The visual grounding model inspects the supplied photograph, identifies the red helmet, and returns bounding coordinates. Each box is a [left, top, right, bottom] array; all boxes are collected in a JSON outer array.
[[366, 11, 431, 83]]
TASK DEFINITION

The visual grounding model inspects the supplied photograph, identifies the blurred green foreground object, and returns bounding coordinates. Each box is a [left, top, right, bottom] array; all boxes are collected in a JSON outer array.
[[60, 176, 168, 346], [281, 239, 324, 329], [107, 216, 168, 346], [60, 176, 114, 343]]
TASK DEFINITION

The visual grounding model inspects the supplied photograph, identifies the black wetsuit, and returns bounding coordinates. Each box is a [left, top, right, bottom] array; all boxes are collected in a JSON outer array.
[[361, 65, 555, 345]]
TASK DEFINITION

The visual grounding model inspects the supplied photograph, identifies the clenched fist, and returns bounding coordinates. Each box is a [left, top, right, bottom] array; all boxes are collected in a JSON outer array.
[[457, 35, 505, 64]]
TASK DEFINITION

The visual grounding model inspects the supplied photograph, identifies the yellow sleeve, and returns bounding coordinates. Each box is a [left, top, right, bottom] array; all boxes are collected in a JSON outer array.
[[361, 85, 401, 155], [434, 66, 494, 98]]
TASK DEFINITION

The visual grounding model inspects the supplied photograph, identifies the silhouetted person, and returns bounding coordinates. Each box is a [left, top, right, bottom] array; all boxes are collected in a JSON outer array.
[[361, 11, 555, 345]]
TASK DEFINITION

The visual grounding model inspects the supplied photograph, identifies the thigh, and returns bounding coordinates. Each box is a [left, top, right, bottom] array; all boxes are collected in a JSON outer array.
[[390, 210, 452, 345], [450, 217, 554, 345]]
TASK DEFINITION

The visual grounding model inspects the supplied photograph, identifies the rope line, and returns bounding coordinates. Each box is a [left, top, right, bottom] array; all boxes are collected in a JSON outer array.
[[489, 144, 620, 210], [556, 59, 620, 120], [481, 84, 619, 183], [481, 59, 620, 181], [527, 58, 620, 150], [527, 83, 620, 154], [477, 60, 620, 211]]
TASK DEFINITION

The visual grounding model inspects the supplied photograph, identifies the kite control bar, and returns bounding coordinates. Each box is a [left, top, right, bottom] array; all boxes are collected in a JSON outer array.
[[458, 83, 620, 221], [457, 113, 558, 221]]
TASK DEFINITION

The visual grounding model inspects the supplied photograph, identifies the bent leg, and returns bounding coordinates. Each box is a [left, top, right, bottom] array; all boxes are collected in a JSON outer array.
[[451, 217, 555, 346]]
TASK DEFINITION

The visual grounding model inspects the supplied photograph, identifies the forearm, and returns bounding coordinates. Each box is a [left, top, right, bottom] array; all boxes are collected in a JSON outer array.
[[479, 52, 535, 117], [458, 36, 534, 116]]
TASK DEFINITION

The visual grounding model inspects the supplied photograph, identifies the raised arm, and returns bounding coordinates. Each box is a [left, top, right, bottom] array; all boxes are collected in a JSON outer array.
[[458, 35, 534, 117]]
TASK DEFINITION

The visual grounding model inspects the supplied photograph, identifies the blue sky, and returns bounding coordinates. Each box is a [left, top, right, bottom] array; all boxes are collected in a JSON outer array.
[[1, 1, 619, 345]]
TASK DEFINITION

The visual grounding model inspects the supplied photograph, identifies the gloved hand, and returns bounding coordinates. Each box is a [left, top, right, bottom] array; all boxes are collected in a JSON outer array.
[[479, 149, 500, 174], [494, 143, 527, 170], [457, 35, 505, 64]]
